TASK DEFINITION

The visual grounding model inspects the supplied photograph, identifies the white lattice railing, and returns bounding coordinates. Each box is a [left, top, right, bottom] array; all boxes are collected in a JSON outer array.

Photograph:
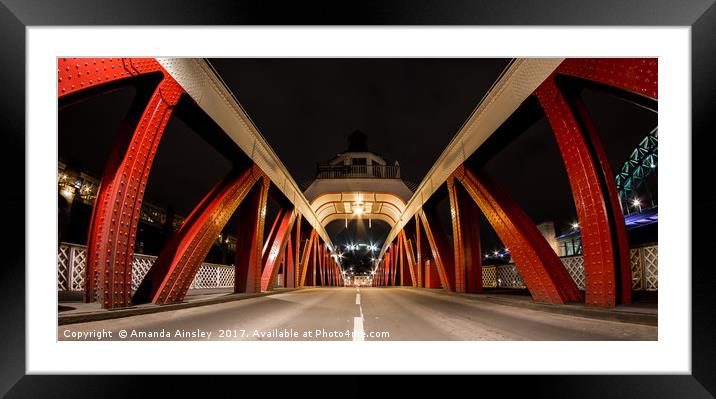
[[481, 264, 526, 289], [59, 242, 658, 293], [630, 245, 658, 291], [481, 244, 657, 291], [57, 242, 235, 292]]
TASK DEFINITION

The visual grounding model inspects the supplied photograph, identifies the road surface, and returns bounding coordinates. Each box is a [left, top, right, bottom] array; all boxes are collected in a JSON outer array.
[[59, 287, 657, 341]]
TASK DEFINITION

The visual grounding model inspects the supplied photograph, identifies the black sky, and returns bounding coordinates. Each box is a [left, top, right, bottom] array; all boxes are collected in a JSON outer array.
[[209, 58, 511, 186], [58, 58, 657, 261]]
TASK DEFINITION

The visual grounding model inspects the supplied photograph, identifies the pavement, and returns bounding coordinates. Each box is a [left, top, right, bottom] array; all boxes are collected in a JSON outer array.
[[58, 287, 657, 341], [58, 288, 296, 325]]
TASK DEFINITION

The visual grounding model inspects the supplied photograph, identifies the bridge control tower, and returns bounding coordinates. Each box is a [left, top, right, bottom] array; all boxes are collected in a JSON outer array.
[[304, 130, 414, 229]]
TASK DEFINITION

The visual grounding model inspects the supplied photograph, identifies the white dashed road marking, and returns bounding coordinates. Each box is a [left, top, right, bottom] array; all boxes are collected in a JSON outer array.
[[353, 287, 364, 341], [353, 316, 364, 341]]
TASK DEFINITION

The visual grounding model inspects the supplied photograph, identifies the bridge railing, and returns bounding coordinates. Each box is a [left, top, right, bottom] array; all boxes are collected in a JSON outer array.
[[482, 244, 658, 291], [57, 242, 235, 293], [315, 164, 400, 179]]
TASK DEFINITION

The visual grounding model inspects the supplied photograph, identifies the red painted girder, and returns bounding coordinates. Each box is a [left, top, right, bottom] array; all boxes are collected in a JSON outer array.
[[418, 207, 455, 291], [573, 98, 632, 304], [398, 232, 414, 286], [58, 58, 167, 98], [557, 58, 657, 100], [401, 233, 418, 287], [424, 260, 441, 289], [389, 247, 395, 286], [447, 177, 483, 293], [140, 165, 264, 304], [378, 261, 382, 286], [70, 62, 183, 307], [390, 242, 397, 286], [328, 255, 332, 286], [285, 236, 296, 288], [326, 250, 331, 286], [390, 242, 396, 286], [299, 230, 317, 287], [397, 242, 402, 285], [386, 248, 391, 286], [310, 238, 317, 286], [452, 165, 581, 304], [294, 214, 302, 288], [260, 209, 298, 291], [262, 208, 283, 257], [536, 76, 633, 307], [414, 215, 423, 288], [333, 263, 336, 286], [315, 239, 323, 286], [395, 241, 401, 286], [320, 243, 326, 286], [232, 177, 270, 294]]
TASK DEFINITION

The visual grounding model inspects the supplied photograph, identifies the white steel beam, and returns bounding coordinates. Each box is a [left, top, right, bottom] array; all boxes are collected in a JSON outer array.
[[156, 58, 334, 249], [377, 58, 564, 260]]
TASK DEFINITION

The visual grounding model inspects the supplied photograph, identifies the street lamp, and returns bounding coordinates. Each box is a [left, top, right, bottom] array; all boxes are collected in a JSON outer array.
[[632, 198, 642, 213]]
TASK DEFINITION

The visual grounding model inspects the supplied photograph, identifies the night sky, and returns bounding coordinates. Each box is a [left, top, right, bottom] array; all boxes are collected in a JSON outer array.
[[58, 58, 657, 266], [208, 58, 511, 186]]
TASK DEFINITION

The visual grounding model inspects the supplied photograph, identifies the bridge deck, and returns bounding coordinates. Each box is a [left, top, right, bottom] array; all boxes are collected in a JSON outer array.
[[59, 287, 656, 341]]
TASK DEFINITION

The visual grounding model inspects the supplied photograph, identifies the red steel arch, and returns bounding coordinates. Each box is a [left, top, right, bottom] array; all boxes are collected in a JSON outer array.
[[384, 58, 657, 308], [58, 58, 184, 308], [535, 58, 657, 307]]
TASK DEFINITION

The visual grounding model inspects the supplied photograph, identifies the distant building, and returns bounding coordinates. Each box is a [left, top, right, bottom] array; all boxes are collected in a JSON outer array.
[[557, 231, 583, 257], [555, 206, 658, 257], [536, 221, 559, 254]]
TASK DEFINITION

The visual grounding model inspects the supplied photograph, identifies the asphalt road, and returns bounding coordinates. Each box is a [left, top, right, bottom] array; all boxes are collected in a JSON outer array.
[[58, 287, 657, 341]]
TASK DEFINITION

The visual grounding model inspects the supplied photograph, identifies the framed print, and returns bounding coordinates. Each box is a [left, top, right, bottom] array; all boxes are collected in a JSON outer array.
[[1, 0, 714, 397]]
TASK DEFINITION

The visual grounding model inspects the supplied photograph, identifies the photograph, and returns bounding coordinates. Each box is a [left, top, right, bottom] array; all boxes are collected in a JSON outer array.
[[56, 57, 659, 342], [3, 0, 713, 393]]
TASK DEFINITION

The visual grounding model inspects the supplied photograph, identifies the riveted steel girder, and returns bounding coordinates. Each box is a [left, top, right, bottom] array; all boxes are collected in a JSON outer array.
[[418, 208, 455, 291], [385, 251, 391, 286], [536, 79, 622, 306], [285, 235, 296, 288], [294, 214, 302, 288], [299, 230, 317, 287], [136, 165, 264, 305], [398, 231, 415, 287], [390, 242, 397, 286], [534, 58, 656, 307], [232, 176, 270, 294], [401, 232, 418, 287], [424, 260, 441, 289], [452, 165, 581, 304], [414, 215, 423, 288], [447, 177, 483, 293], [546, 58, 657, 306], [261, 208, 298, 291], [557, 58, 658, 101], [58, 58, 184, 308]]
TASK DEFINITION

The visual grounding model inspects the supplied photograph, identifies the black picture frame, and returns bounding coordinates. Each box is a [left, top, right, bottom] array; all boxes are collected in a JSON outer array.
[[1, 0, 713, 397]]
